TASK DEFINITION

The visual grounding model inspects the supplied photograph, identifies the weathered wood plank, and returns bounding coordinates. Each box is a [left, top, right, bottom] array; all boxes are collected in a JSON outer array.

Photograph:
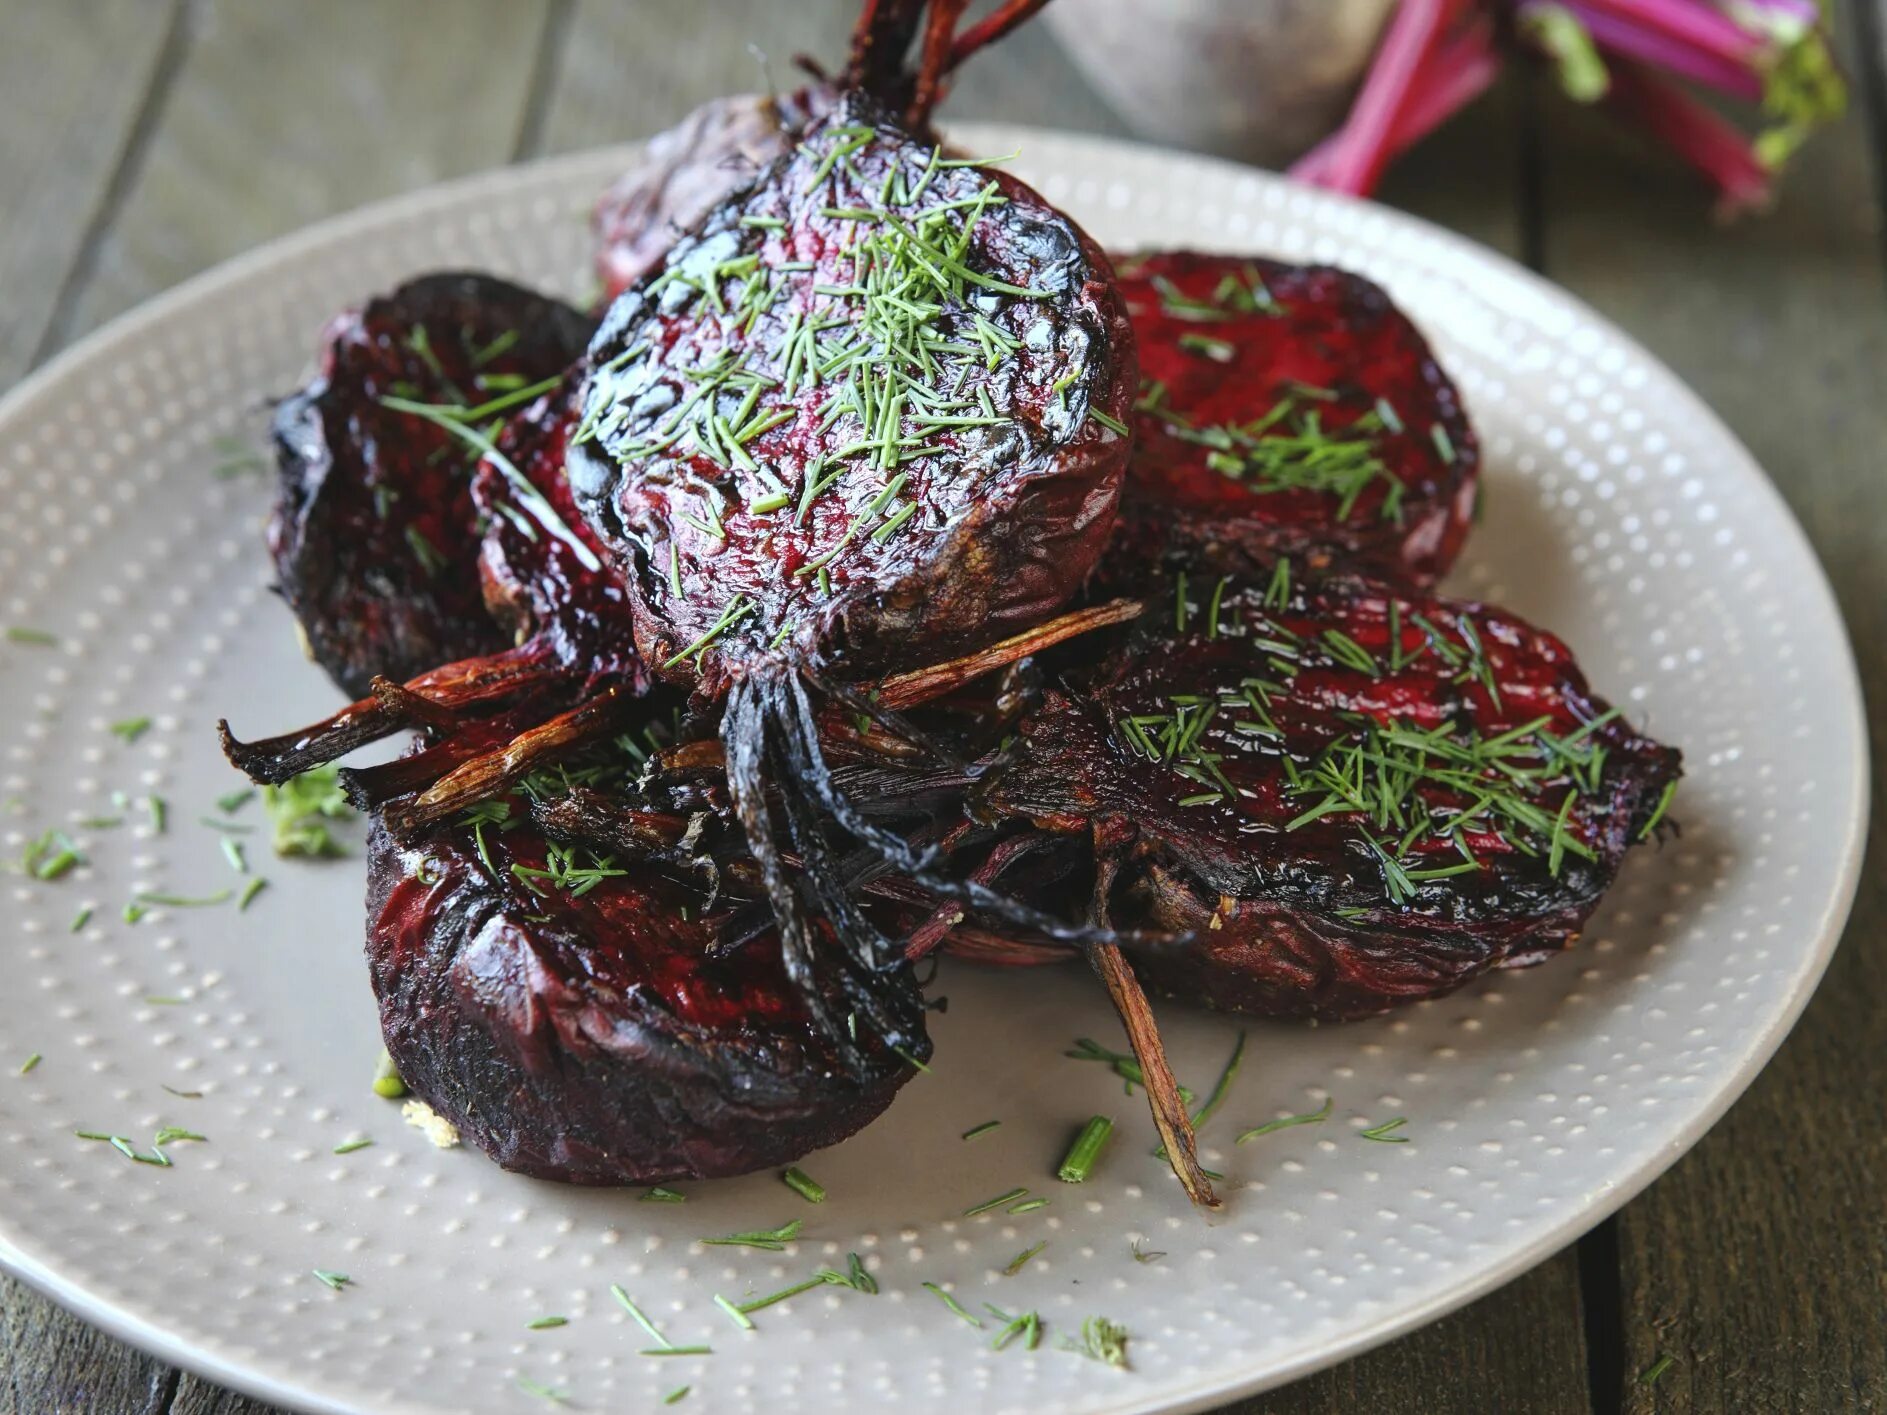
[[2, 2, 556, 1409], [1245, 1251, 1590, 1415], [0, 1276, 173, 1414], [531, 0, 1125, 159], [50, 0, 554, 349], [1534, 3, 1887, 1410], [0, 0, 179, 388]]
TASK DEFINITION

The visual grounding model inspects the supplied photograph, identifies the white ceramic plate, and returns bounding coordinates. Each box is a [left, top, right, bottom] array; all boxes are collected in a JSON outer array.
[[0, 127, 1866, 1415]]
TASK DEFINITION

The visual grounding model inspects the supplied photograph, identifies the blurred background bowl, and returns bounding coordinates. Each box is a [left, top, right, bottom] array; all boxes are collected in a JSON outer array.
[[1042, 0, 1394, 166]]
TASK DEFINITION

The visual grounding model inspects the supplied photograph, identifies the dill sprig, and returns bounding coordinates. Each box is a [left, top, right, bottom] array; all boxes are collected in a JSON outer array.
[[1238, 1096, 1334, 1144], [1064, 1315, 1131, 1369], [699, 1218, 801, 1251]]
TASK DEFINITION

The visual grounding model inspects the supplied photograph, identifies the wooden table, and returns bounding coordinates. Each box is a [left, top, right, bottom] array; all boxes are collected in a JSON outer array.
[[1, 3, 1881, 1411]]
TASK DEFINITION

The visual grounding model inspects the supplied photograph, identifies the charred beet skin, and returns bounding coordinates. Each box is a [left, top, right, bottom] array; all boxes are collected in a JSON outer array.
[[975, 570, 1681, 1018], [367, 811, 923, 1184], [270, 273, 593, 696], [1110, 252, 1477, 590]]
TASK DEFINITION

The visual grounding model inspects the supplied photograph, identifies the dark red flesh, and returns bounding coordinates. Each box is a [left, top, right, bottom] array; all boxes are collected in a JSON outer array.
[[1107, 252, 1477, 591], [471, 379, 644, 687], [367, 810, 922, 1184], [269, 274, 593, 696], [570, 97, 1136, 693], [975, 572, 1680, 1018]]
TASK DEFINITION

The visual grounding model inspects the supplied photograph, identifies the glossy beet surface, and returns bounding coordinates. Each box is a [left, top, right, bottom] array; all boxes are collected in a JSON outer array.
[[471, 379, 644, 687], [976, 571, 1681, 1017], [366, 810, 924, 1184], [1109, 252, 1477, 590], [568, 98, 1136, 693], [269, 274, 593, 696]]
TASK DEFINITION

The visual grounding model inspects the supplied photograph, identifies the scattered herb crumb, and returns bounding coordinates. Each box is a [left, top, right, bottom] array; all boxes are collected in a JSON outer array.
[[964, 1186, 1030, 1216], [147, 795, 167, 834], [1640, 1353, 1675, 1386], [1002, 1240, 1046, 1276], [311, 1269, 351, 1292], [987, 1304, 1043, 1351], [922, 1282, 982, 1328], [69, 906, 92, 933], [1057, 1115, 1114, 1183], [1359, 1116, 1409, 1143], [960, 1120, 1000, 1141], [19, 1053, 42, 1076], [220, 837, 248, 874], [1065, 1315, 1131, 1369], [216, 788, 255, 814], [515, 1376, 567, 1404], [401, 1099, 460, 1148], [664, 1387, 690, 1405], [1237, 1096, 1334, 1144], [1006, 1197, 1050, 1215], [109, 717, 153, 743], [780, 1166, 825, 1203], [262, 765, 354, 858], [1130, 1239, 1166, 1264], [641, 1185, 685, 1203], [332, 1137, 374, 1155], [161, 1085, 203, 1100], [238, 877, 268, 911], [700, 1218, 801, 1251], [371, 1048, 406, 1099], [526, 1316, 568, 1330], [5, 627, 57, 647], [712, 1294, 754, 1331]]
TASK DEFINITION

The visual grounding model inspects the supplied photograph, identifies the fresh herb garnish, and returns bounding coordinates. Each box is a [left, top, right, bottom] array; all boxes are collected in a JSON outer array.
[[1064, 1315, 1131, 1369], [987, 1304, 1044, 1351], [923, 1283, 982, 1328], [370, 1048, 407, 1099], [1002, 1240, 1047, 1276], [109, 716, 153, 743], [1057, 1116, 1114, 1183], [780, 1166, 826, 1204], [1237, 1096, 1334, 1144], [700, 1219, 801, 1251], [1359, 1116, 1409, 1143], [964, 1186, 1030, 1216], [262, 765, 354, 859], [311, 1269, 351, 1291]]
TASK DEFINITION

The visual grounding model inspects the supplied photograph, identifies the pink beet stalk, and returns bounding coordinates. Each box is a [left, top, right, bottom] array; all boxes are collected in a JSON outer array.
[[1292, 17, 1502, 185], [1313, 0, 1472, 195], [1601, 58, 1774, 215], [1563, 4, 1763, 99]]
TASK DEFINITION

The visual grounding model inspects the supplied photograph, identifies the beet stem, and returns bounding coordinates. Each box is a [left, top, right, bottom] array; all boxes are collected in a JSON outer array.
[[1087, 858, 1220, 1211]]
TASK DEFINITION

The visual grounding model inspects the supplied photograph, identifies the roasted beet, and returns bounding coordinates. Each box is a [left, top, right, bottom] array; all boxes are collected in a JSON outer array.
[[565, 98, 1136, 1056], [591, 1, 1051, 302], [269, 274, 593, 696], [573, 102, 1134, 690], [367, 810, 923, 1185], [974, 568, 1681, 1018], [1107, 252, 1477, 590]]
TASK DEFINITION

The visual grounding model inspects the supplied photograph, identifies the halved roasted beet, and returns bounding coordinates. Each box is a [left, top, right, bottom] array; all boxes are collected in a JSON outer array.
[[975, 568, 1681, 1018], [1108, 252, 1477, 590], [367, 808, 925, 1185], [571, 98, 1135, 691], [269, 273, 594, 696]]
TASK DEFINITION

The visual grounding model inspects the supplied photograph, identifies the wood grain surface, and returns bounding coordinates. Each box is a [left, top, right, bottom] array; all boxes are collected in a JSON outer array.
[[0, 2, 1881, 1411]]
